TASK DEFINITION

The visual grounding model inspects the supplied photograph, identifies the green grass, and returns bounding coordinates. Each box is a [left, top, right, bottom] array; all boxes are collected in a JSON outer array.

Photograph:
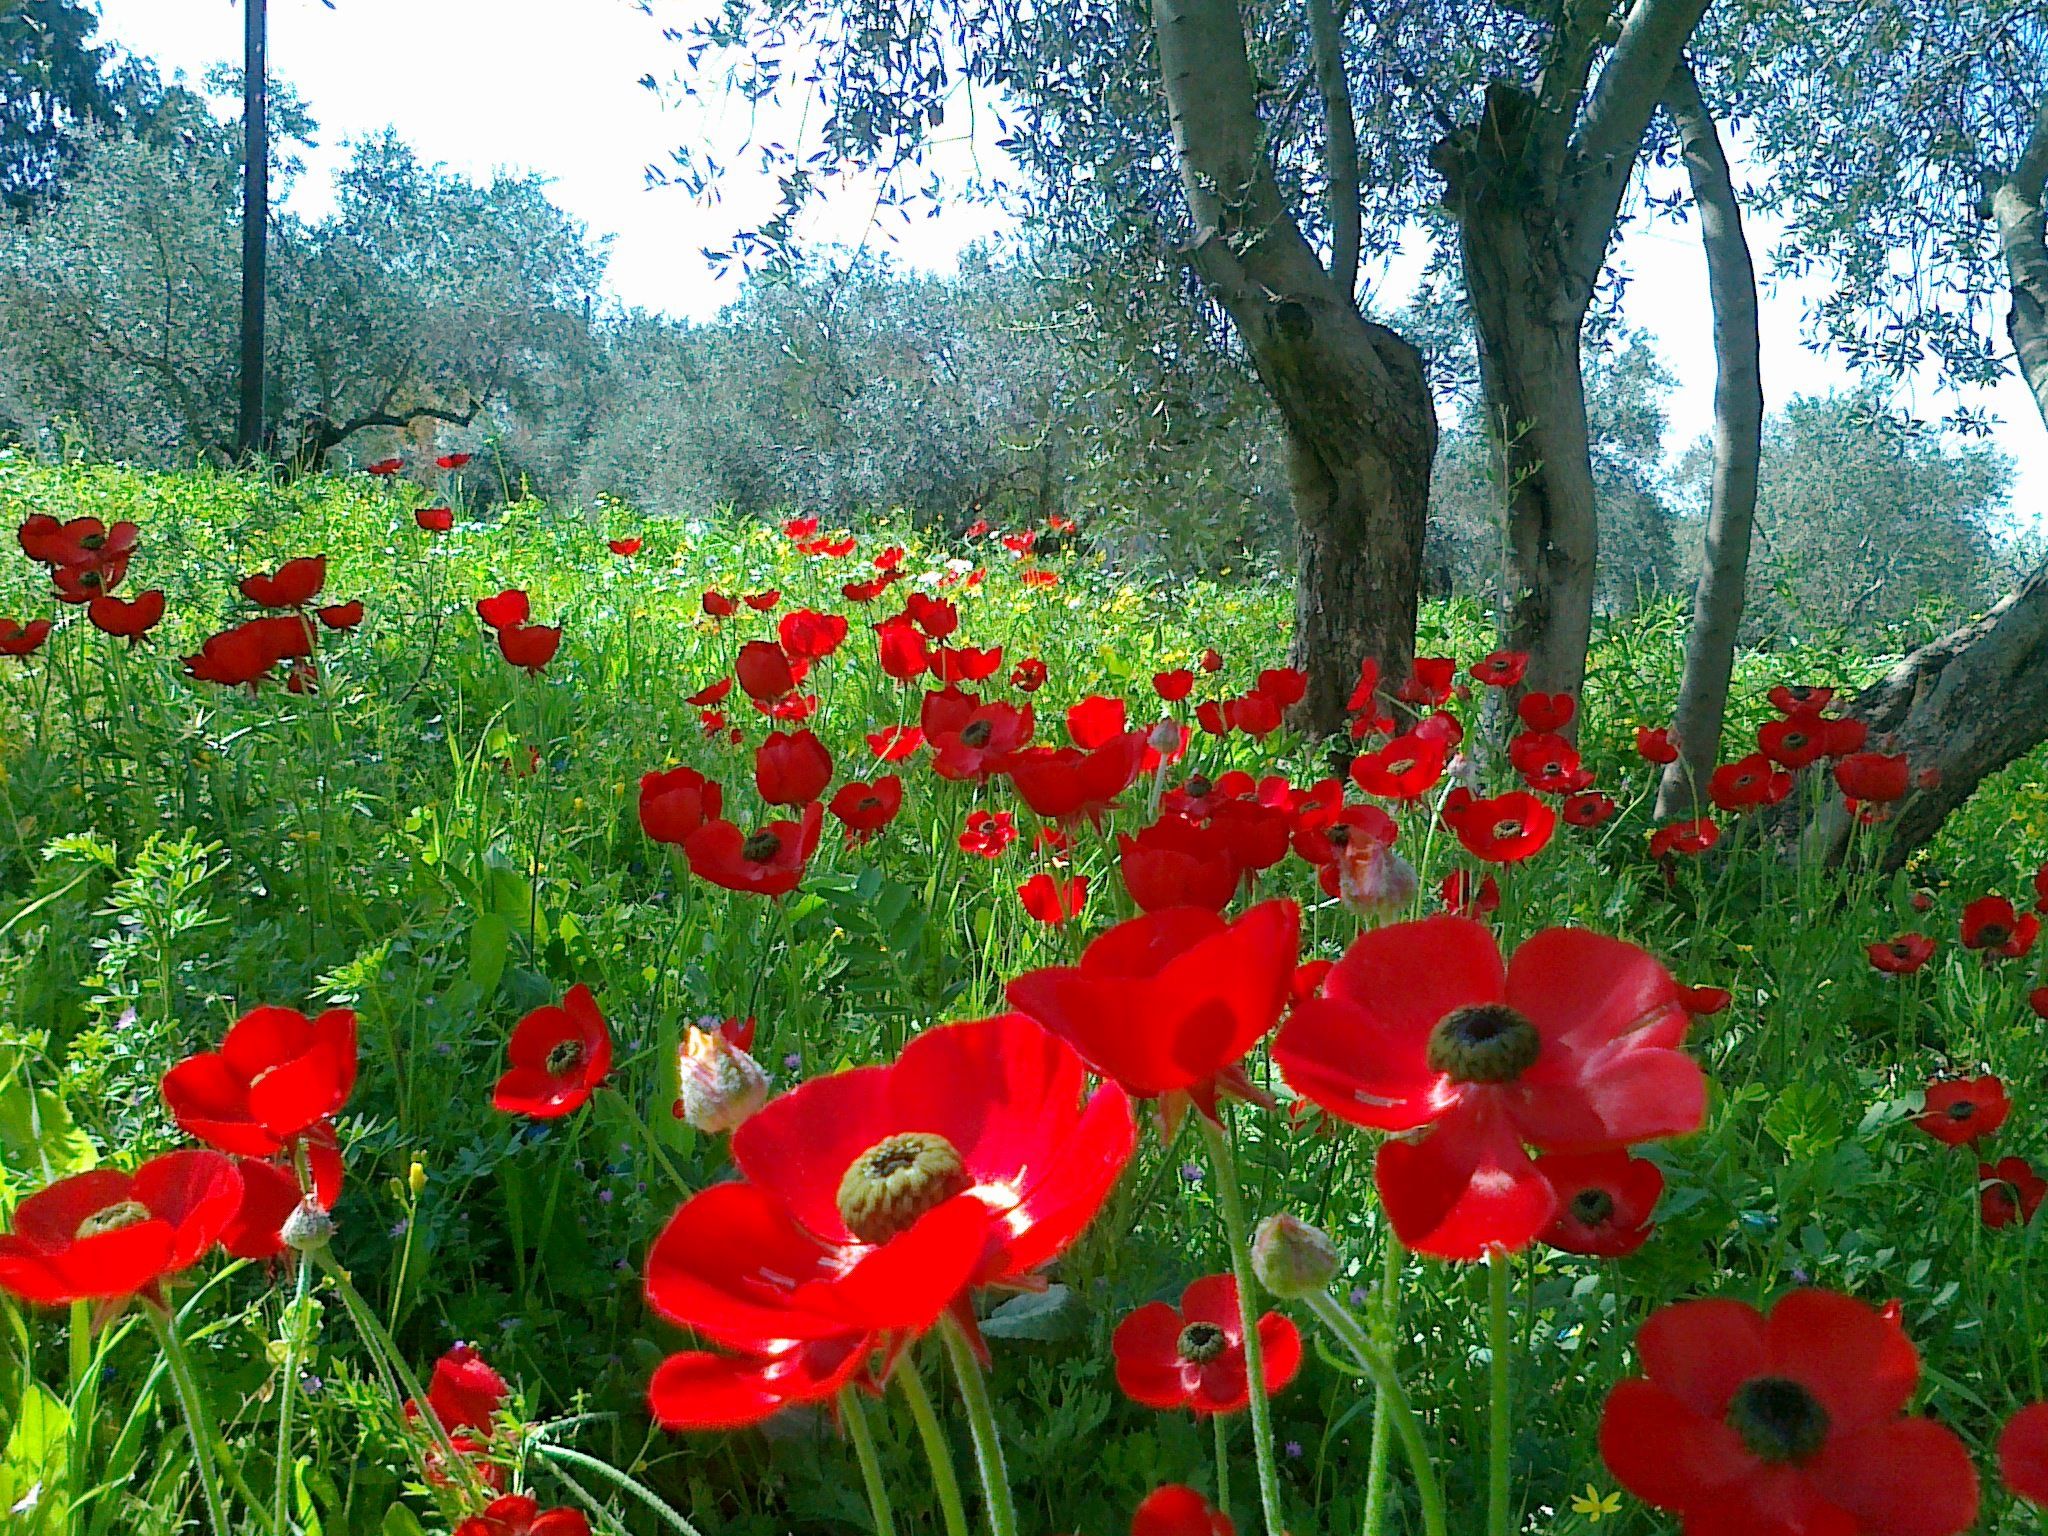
[[0, 458, 2043, 1536]]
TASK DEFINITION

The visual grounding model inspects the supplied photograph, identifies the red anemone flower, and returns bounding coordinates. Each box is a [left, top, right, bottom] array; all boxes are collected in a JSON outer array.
[[2001, 1403, 2048, 1504], [434, 452, 472, 470], [1470, 650, 1529, 688], [1517, 691, 1576, 732], [1710, 753, 1794, 811], [1758, 716, 1830, 770], [218, 1156, 305, 1261], [239, 556, 326, 609], [1534, 1150, 1664, 1257], [475, 589, 530, 631], [934, 643, 1004, 684], [830, 776, 903, 844], [639, 766, 723, 846], [1154, 668, 1195, 702], [453, 1495, 589, 1536], [1272, 916, 1702, 1259], [1119, 818, 1242, 914], [496, 623, 561, 673], [1961, 896, 2039, 958], [1650, 817, 1720, 858], [959, 809, 1018, 858], [1769, 684, 1836, 715], [1509, 731, 1584, 793], [1397, 657, 1455, 707], [1981, 1157, 2046, 1229], [415, 1342, 509, 1433], [645, 1014, 1134, 1364], [923, 688, 1034, 781], [1599, 1289, 1978, 1536], [778, 608, 848, 660], [1132, 1487, 1235, 1536], [744, 589, 781, 611], [1915, 1075, 2009, 1147], [735, 640, 805, 701], [162, 1006, 357, 1155], [365, 457, 404, 476], [1011, 655, 1048, 692], [492, 985, 612, 1118], [0, 1151, 243, 1306], [701, 590, 737, 619], [1200, 647, 1224, 673], [1067, 694, 1128, 748], [317, 600, 364, 630], [685, 803, 824, 897], [1835, 751, 1911, 805], [868, 724, 924, 761], [1563, 790, 1617, 827], [1867, 933, 1935, 974], [0, 618, 52, 657], [608, 538, 642, 557], [1351, 729, 1447, 801], [754, 729, 834, 806], [1008, 734, 1147, 823], [1442, 870, 1501, 917], [88, 589, 165, 642], [1635, 726, 1680, 764], [685, 678, 732, 707], [875, 614, 931, 679], [1452, 791, 1557, 864], [648, 1332, 875, 1431], [1007, 900, 1299, 1118], [1112, 1273, 1301, 1415], [1018, 871, 1089, 925]]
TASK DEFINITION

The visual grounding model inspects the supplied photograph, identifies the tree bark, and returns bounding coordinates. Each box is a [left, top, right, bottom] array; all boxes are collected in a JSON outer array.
[[1435, 0, 1711, 707], [1151, 0, 1437, 734], [237, 0, 268, 460], [1655, 63, 1763, 820]]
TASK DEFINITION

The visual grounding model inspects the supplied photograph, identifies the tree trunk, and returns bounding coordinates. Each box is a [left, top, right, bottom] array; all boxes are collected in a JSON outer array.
[[1151, 0, 1437, 736], [1656, 64, 1763, 820], [237, 0, 268, 460]]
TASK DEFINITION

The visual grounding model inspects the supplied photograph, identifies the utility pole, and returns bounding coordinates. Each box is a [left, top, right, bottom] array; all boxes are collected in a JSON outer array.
[[237, 0, 268, 459]]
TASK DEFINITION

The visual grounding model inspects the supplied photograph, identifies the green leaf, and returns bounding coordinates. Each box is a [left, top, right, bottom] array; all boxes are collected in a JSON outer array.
[[0, 1382, 70, 1530], [979, 1284, 1086, 1342], [469, 912, 514, 994]]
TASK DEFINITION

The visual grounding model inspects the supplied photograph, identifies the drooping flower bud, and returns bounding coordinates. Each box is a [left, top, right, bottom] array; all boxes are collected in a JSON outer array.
[[675, 1023, 770, 1134], [1252, 1212, 1340, 1298], [1336, 839, 1418, 919], [281, 1196, 335, 1252]]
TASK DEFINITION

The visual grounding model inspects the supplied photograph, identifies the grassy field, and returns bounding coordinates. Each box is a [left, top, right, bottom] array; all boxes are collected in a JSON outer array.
[[0, 457, 2045, 1536]]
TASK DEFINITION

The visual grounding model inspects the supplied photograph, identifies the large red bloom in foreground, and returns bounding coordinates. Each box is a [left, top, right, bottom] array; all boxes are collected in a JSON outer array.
[[1006, 900, 1300, 1118], [1112, 1273, 1301, 1415], [2000, 1402, 2048, 1504], [1600, 1289, 1978, 1536], [1132, 1486, 1235, 1536], [492, 985, 612, 1118], [161, 1006, 358, 1155], [1273, 916, 1703, 1259], [644, 1014, 1134, 1425], [453, 1495, 590, 1536], [0, 1151, 242, 1305]]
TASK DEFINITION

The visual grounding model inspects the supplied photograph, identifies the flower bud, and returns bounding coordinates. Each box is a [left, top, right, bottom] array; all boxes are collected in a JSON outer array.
[[408, 1159, 427, 1197], [281, 1197, 335, 1253], [1337, 840, 1418, 919], [1252, 1212, 1340, 1298], [1148, 718, 1181, 754], [675, 1024, 770, 1134]]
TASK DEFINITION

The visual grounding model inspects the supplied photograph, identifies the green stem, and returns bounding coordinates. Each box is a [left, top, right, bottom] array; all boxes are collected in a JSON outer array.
[[941, 1314, 1020, 1536], [1195, 1110, 1286, 1536], [1213, 1412, 1233, 1522], [840, 1387, 899, 1536], [1487, 1252, 1513, 1536], [897, 1354, 972, 1536], [1360, 1236, 1403, 1536], [144, 1305, 233, 1536], [273, 1252, 313, 1536], [531, 1442, 708, 1536], [1302, 1291, 1447, 1536]]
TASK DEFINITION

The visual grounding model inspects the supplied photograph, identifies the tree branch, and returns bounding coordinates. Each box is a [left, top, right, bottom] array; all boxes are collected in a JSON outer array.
[[1304, 0, 1361, 299], [1991, 93, 2048, 427]]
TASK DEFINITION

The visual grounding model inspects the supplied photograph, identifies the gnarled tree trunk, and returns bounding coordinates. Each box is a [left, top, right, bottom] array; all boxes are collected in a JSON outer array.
[[1152, 0, 1437, 735], [1656, 62, 1764, 820]]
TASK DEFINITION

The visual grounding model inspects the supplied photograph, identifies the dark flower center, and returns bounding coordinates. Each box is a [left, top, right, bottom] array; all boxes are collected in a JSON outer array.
[[1427, 1003, 1541, 1084], [81, 532, 106, 551], [1726, 1377, 1830, 1463], [1783, 731, 1810, 750], [1185, 775, 1213, 799], [1948, 1100, 1978, 1122], [856, 795, 882, 812], [1495, 818, 1525, 840], [960, 720, 993, 747], [75, 1199, 152, 1240], [1176, 1321, 1228, 1364], [1327, 823, 1353, 847], [1890, 942, 1914, 959], [76, 569, 102, 589], [546, 1038, 587, 1076], [836, 1131, 972, 1243], [1569, 1188, 1616, 1227], [742, 830, 783, 862], [1978, 924, 2011, 945]]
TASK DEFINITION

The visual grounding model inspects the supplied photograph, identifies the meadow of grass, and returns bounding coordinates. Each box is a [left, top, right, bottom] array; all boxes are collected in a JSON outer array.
[[0, 455, 2045, 1536]]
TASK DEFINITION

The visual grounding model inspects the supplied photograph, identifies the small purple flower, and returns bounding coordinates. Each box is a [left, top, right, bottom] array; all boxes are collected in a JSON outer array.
[[1180, 1162, 1204, 1184], [783, 1052, 802, 1071], [1284, 1441, 1304, 1460]]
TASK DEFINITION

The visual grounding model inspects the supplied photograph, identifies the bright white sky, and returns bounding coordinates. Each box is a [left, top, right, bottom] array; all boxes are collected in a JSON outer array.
[[94, 0, 2048, 532]]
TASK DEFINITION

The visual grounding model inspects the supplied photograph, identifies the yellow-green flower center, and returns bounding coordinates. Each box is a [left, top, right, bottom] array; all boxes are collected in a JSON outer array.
[[75, 1199, 152, 1240], [1176, 1321, 1228, 1364], [1427, 1003, 1541, 1084], [836, 1131, 971, 1243]]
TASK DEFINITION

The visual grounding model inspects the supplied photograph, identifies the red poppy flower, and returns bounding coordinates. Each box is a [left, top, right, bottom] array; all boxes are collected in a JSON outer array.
[[743, 589, 781, 611], [88, 589, 165, 642], [1769, 684, 1836, 715], [1535, 1150, 1663, 1257], [1119, 818, 1242, 913], [608, 537, 642, 557], [1352, 729, 1447, 801], [162, 1006, 357, 1155], [1961, 896, 2039, 958], [1915, 1075, 2009, 1147], [830, 776, 902, 844], [365, 457, 404, 476], [1223, 690, 1283, 738], [1132, 1486, 1235, 1536], [1509, 731, 1583, 793], [783, 516, 819, 539], [1066, 694, 1127, 749], [217, 1155, 306, 1261], [729, 641, 796, 702], [1007, 901, 1299, 1116], [1834, 752, 1910, 805], [1635, 726, 1680, 764], [496, 623, 561, 673], [492, 985, 611, 1118], [1867, 933, 1935, 974], [1273, 916, 1702, 1259], [1823, 716, 1869, 756], [778, 608, 848, 660], [416, 506, 454, 532], [1471, 650, 1529, 688], [20, 515, 138, 569], [639, 766, 723, 845], [646, 1014, 1134, 1361], [434, 452, 471, 470], [843, 575, 897, 603], [874, 615, 931, 680], [1517, 691, 1576, 732], [934, 643, 1004, 684], [1112, 1273, 1301, 1415], [701, 590, 737, 619], [867, 724, 924, 761], [873, 544, 906, 571], [1019, 871, 1089, 924], [923, 688, 1034, 780], [0, 1151, 243, 1306], [236, 556, 325, 610], [685, 803, 824, 897], [1710, 753, 1793, 811], [1563, 790, 1617, 827], [1009, 734, 1146, 824], [1599, 1289, 1978, 1536], [1980, 1157, 2046, 1229], [647, 1331, 873, 1431], [1451, 791, 1557, 864], [1757, 716, 1829, 770], [0, 617, 51, 657], [317, 600, 364, 631], [1397, 657, 1455, 707], [1650, 817, 1719, 857], [416, 1342, 509, 1433], [1154, 668, 1194, 702], [453, 1495, 589, 1536], [1442, 870, 1501, 917], [755, 729, 833, 806], [2001, 1403, 2048, 1503], [1010, 656, 1048, 692], [475, 589, 530, 630], [1199, 647, 1224, 673], [960, 809, 1018, 858]]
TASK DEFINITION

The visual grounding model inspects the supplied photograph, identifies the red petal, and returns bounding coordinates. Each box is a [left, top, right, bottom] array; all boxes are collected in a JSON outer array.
[[1372, 1101, 1555, 1260], [1598, 1379, 1754, 1509], [1811, 1418, 1979, 1536], [1765, 1289, 1920, 1432]]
